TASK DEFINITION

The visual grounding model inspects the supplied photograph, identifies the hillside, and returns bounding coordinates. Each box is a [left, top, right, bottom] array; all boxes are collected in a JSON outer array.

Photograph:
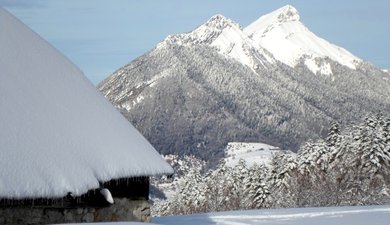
[[99, 5, 390, 162]]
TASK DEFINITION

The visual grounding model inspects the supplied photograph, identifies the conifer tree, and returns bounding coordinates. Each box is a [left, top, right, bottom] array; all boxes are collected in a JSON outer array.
[[269, 152, 298, 207], [244, 164, 270, 208]]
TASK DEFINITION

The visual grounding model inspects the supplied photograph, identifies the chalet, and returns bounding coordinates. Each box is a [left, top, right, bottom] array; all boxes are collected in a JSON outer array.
[[0, 8, 173, 224]]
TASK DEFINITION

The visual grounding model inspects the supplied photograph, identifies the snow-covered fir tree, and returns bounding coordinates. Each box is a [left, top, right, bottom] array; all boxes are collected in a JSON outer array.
[[243, 164, 270, 209], [326, 122, 341, 147], [269, 152, 298, 208], [297, 140, 338, 206]]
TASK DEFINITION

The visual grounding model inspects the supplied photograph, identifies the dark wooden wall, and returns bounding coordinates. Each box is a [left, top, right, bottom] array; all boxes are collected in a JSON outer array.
[[0, 176, 150, 208]]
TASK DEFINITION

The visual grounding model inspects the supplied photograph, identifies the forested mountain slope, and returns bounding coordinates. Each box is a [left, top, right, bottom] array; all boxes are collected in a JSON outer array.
[[99, 6, 390, 162]]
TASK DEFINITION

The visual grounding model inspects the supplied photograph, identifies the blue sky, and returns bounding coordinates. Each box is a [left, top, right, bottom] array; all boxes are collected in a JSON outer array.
[[1, 0, 389, 85]]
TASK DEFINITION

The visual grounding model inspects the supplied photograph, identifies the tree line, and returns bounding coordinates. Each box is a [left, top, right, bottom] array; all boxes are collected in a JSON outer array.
[[153, 113, 390, 215]]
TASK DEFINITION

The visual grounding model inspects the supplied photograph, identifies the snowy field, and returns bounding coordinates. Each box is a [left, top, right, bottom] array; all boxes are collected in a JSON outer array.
[[153, 205, 390, 225], [59, 223, 156, 225], [224, 142, 291, 167], [61, 205, 390, 225]]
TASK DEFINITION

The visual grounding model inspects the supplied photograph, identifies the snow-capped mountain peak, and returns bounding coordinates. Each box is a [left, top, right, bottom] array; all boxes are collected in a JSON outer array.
[[163, 14, 241, 46], [160, 6, 363, 76], [99, 5, 390, 164], [203, 14, 239, 30], [244, 5, 300, 39], [244, 5, 362, 75], [268, 4, 300, 24], [161, 14, 275, 70], [276, 5, 300, 23]]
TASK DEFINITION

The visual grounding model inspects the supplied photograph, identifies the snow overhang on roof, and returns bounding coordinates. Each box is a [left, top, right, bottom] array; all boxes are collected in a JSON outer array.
[[0, 8, 173, 199]]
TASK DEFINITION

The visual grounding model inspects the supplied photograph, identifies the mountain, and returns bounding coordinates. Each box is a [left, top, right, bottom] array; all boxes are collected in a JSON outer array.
[[98, 5, 390, 163], [163, 14, 276, 71], [244, 5, 361, 75]]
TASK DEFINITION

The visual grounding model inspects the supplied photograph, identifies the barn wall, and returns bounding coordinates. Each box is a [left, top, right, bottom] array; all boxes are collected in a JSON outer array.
[[0, 198, 150, 225]]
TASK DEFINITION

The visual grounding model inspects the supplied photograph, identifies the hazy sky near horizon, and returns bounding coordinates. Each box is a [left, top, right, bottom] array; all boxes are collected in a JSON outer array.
[[1, 0, 389, 85]]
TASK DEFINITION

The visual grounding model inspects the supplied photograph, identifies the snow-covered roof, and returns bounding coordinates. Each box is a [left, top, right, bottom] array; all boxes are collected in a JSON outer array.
[[0, 8, 173, 199]]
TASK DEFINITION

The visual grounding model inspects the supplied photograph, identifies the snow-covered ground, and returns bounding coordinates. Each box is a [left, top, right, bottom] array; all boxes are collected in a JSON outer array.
[[224, 142, 293, 167], [153, 205, 390, 225], [63, 205, 390, 225], [57, 205, 390, 225], [58, 223, 157, 225]]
